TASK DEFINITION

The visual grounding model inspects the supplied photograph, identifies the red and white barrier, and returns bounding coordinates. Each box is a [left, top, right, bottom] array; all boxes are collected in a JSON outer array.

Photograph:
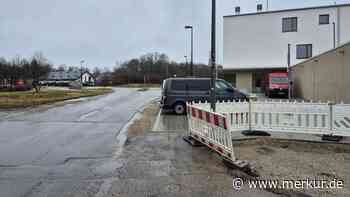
[[187, 103, 236, 162]]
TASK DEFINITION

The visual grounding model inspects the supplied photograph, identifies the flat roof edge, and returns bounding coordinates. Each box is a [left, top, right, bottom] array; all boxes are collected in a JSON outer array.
[[224, 3, 350, 18], [223, 67, 287, 71]]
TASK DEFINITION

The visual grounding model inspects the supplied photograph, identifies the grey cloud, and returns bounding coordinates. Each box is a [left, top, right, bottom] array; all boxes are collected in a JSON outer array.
[[1, 0, 348, 68]]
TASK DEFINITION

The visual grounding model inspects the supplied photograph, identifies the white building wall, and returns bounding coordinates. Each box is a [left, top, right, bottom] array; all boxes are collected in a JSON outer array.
[[339, 7, 350, 46], [223, 5, 350, 69]]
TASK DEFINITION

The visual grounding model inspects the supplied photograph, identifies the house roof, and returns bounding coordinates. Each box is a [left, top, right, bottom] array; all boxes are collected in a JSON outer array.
[[82, 71, 96, 80], [224, 3, 350, 18]]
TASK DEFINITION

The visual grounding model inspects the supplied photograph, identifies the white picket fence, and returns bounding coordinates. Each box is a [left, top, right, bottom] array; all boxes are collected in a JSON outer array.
[[190, 100, 350, 137]]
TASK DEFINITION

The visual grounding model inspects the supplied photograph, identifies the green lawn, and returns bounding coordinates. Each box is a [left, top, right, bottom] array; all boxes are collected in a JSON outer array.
[[0, 88, 113, 109]]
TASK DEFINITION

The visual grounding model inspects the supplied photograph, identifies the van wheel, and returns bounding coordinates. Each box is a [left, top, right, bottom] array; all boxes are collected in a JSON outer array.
[[173, 102, 186, 115]]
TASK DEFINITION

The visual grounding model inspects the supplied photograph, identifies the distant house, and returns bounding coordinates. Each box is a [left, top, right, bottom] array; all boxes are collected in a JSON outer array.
[[42, 70, 95, 86], [81, 72, 96, 86]]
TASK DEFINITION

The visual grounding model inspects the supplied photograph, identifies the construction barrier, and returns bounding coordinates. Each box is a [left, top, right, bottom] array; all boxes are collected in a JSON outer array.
[[186, 103, 236, 162], [186, 100, 350, 168], [333, 103, 350, 136], [189, 100, 350, 137]]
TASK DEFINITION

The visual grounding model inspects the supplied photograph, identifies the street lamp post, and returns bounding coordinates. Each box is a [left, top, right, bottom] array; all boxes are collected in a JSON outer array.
[[185, 25, 194, 76], [210, 0, 216, 112], [184, 55, 188, 75]]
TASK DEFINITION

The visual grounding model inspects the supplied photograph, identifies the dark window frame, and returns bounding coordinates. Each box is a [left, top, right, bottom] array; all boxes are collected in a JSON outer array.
[[296, 44, 313, 59], [319, 14, 330, 25], [282, 17, 298, 32]]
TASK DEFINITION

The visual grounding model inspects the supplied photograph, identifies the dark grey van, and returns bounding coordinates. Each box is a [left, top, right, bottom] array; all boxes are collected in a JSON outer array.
[[161, 78, 248, 114]]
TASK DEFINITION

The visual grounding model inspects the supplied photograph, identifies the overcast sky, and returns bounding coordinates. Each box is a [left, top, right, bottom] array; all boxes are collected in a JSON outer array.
[[1, 0, 350, 68]]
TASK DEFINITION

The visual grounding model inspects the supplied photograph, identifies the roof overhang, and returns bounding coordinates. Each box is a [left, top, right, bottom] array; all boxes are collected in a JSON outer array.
[[223, 67, 287, 72]]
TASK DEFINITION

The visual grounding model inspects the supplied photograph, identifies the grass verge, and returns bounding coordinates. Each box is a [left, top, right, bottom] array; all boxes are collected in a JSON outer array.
[[0, 88, 113, 109]]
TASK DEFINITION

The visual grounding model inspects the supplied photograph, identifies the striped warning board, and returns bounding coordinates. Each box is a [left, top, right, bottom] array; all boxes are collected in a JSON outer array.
[[187, 103, 235, 162], [189, 105, 228, 129]]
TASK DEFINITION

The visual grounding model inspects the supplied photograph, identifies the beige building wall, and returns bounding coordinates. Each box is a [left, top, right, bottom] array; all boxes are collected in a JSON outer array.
[[292, 42, 350, 103], [236, 72, 253, 93]]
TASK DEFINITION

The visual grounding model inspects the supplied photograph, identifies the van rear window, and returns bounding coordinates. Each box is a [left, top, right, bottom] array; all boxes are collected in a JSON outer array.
[[189, 80, 210, 91], [171, 80, 210, 91], [171, 81, 187, 91]]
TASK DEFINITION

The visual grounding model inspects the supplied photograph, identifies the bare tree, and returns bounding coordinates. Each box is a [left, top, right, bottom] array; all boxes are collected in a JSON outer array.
[[92, 67, 102, 78]]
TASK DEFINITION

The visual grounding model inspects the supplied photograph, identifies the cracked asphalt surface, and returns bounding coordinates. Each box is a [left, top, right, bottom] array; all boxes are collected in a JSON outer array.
[[0, 88, 159, 197]]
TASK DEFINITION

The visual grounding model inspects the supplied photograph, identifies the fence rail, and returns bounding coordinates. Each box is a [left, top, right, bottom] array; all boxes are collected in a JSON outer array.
[[189, 100, 350, 137]]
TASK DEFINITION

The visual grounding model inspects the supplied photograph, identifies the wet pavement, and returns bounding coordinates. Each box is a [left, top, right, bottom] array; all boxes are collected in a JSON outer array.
[[152, 112, 188, 132], [105, 133, 279, 197], [0, 88, 316, 197], [108, 111, 278, 197], [0, 88, 159, 197]]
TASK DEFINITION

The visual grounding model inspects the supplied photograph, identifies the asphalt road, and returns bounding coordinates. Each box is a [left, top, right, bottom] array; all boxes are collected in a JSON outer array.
[[0, 88, 160, 197]]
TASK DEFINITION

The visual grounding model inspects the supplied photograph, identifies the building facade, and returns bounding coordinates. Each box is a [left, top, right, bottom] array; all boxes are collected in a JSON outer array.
[[223, 4, 350, 93], [291, 41, 350, 103]]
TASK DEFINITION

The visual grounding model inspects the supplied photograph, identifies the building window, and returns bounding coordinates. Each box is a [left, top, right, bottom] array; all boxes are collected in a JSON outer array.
[[296, 44, 312, 59], [319, 14, 330, 25], [282, 17, 298, 32]]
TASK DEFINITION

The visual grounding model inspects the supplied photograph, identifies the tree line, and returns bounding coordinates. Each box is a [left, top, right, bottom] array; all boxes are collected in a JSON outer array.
[[0, 53, 52, 86], [0, 52, 221, 87], [111, 52, 216, 85]]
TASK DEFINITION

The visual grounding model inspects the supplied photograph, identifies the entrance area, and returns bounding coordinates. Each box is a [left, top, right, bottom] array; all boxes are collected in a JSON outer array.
[[223, 68, 287, 94]]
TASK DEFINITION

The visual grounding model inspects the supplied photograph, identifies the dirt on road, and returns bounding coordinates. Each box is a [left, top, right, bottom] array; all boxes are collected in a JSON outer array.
[[127, 101, 160, 138]]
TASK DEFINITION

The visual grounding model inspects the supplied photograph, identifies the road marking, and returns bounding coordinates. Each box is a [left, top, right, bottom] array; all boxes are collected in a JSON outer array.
[[78, 110, 100, 121], [152, 111, 162, 131]]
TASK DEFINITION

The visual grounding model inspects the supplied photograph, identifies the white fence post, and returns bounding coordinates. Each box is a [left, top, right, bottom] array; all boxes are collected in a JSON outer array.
[[329, 102, 334, 133], [248, 98, 252, 131]]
